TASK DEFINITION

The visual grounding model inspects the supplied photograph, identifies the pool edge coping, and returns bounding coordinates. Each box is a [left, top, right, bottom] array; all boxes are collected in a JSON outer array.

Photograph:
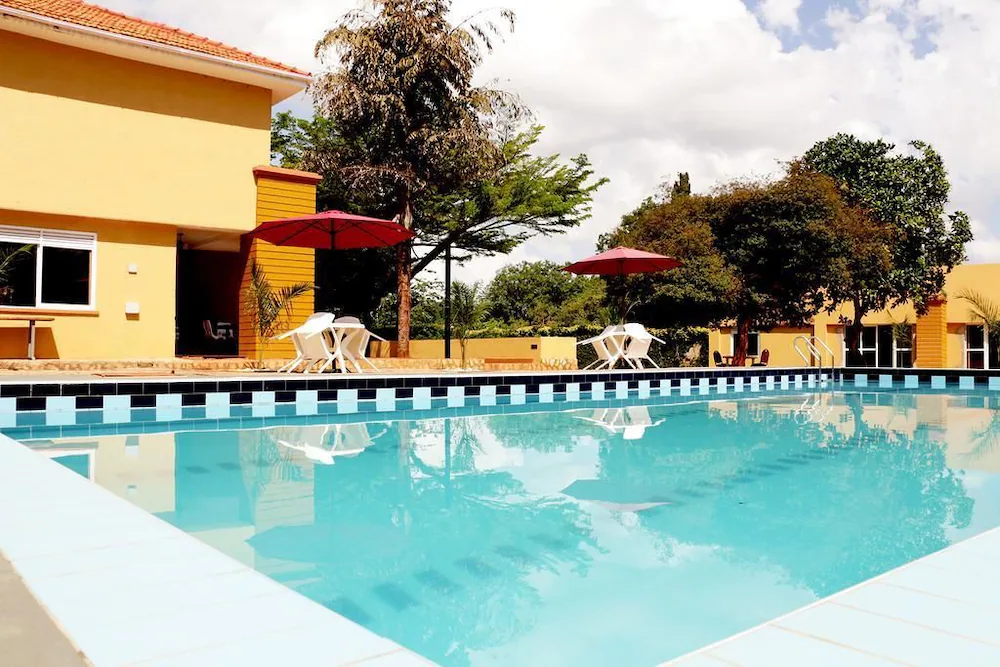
[[662, 524, 1000, 665], [0, 432, 433, 666]]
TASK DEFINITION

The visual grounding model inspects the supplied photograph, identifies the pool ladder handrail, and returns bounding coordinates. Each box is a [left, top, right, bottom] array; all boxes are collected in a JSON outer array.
[[793, 335, 835, 370]]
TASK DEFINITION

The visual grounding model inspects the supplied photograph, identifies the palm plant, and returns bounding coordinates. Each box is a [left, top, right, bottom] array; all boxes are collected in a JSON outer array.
[[957, 288, 1000, 356], [0, 244, 34, 303], [241, 260, 313, 366], [451, 280, 483, 367]]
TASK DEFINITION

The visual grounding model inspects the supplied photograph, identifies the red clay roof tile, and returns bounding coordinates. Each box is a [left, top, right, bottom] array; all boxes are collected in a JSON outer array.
[[0, 0, 310, 76]]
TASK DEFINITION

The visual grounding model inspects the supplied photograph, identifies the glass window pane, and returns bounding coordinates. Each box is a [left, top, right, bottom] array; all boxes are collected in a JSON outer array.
[[41, 247, 91, 305], [968, 351, 986, 369], [968, 325, 985, 350], [862, 326, 877, 348], [0, 243, 37, 307], [748, 333, 760, 357], [862, 351, 877, 367], [896, 350, 913, 368]]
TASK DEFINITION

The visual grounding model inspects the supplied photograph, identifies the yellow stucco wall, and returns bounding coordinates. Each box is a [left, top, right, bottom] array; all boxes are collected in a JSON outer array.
[[0, 30, 271, 231], [239, 172, 318, 360], [708, 264, 1000, 369], [0, 212, 176, 359]]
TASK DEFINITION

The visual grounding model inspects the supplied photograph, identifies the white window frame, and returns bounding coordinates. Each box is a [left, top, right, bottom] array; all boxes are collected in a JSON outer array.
[[0, 225, 97, 311], [966, 324, 988, 369], [894, 330, 913, 368]]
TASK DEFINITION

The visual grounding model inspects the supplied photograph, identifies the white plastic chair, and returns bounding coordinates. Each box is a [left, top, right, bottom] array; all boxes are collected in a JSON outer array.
[[622, 323, 665, 369], [274, 423, 388, 465], [579, 326, 626, 370], [335, 316, 386, 373], [276, 313, 337, 373]]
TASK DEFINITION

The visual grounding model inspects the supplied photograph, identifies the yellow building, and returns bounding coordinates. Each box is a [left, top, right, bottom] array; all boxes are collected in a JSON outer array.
[[0, 0, 318, 360], [709, 264, 1000, 370]]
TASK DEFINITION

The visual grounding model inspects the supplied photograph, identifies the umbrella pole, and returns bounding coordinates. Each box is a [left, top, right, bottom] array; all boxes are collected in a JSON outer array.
[[327, 227, 336, 313]]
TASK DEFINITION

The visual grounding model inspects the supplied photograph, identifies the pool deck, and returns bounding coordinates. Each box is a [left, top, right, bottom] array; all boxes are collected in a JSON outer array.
[[666, 525, 1000, 666]]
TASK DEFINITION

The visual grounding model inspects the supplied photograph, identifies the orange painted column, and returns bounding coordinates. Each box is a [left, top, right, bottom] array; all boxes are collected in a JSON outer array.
[[239, 166, 320, 361], [915, 297, 947, 369]]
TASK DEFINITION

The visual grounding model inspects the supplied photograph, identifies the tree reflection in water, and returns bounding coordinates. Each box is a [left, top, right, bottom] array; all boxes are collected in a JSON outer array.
[[164, 391, 986, 667]]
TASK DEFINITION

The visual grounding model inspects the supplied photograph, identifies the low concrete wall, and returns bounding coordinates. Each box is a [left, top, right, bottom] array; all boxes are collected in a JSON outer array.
[[370, 337, 578, 366]]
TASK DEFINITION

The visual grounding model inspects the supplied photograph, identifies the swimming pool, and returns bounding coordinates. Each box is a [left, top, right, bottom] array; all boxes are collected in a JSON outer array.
[[20, 380, 1000, 666]]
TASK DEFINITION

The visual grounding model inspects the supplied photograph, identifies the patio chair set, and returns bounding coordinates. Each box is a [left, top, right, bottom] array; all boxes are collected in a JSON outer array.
[[277, 313, 383, 374], [578, 323, 664, 370], [713, 349, 770, 367]]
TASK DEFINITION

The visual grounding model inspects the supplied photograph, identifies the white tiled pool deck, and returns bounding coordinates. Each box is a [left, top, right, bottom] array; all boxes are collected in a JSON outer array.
[[665, 525, 1000, 666], [0, 433, 431, 666]]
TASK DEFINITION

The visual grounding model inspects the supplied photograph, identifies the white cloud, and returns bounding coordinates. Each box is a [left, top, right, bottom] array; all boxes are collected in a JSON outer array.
[[758, 0, 803, 30], [98, 0, 1000, 283]]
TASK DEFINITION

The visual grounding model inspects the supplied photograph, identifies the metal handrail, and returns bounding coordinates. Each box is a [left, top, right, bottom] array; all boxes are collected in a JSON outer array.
[[794, 335, 835, 369]]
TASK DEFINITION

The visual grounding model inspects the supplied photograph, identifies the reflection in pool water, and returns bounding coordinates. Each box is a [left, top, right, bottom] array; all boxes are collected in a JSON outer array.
[[34, 390, 1000, 666]]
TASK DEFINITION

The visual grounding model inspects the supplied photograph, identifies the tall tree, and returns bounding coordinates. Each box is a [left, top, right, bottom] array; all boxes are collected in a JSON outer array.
[[484, 260, 607, 326], [313, 0, 522, 356], [705, 168, 856, 365], [270, 116, 605, 331], [669, 172, 691, 200], [600, 191, 736, 329], [801, 134, 972, 366]]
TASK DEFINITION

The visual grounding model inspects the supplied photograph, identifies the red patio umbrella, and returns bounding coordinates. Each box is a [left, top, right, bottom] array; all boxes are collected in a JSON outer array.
[[249, 210, 414, 250], [563, 247, 682, 322], [249, 210, 414, 311], [562, 246, 682, 276]]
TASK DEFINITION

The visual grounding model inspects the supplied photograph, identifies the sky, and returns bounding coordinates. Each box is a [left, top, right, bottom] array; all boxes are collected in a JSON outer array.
[[101, 0, 1000, 283]]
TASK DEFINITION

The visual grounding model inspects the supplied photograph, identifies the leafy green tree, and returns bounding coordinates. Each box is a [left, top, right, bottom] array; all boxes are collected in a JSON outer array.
[[600, 192, 737, 329], [669, 172, 691, 200], [312, 0, 522, 357], [271, 115, 605, 331], [484, 261, 607, 326], [801, 134, 972, 365], [705, 168, 856, 365]]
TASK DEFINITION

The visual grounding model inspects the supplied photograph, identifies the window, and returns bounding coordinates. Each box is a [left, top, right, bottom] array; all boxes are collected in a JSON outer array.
[[843, 325, 913, 368], [967, 325, 987, 369], [731, 331, 760, 357], [859, 326, 877, 367], [894, 325, 913, 369], [0, 226, 96, 310]]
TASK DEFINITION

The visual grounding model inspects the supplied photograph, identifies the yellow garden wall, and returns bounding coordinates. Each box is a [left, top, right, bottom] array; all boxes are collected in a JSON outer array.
[[0, 212, 176, 359], [370, 337, 577, 363], [0, 31, 271, 232]]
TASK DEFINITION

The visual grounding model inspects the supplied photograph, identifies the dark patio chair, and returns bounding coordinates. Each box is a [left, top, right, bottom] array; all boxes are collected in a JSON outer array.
[[713, 350, 728, 367], [752, 349, 770, 367]]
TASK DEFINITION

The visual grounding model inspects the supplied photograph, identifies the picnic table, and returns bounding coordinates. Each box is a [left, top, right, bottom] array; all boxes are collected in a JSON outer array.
[[0, 315, 55, 360]]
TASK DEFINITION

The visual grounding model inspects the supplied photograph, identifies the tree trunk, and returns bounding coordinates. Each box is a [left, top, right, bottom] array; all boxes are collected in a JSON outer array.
[[845, 298, 866, 367], [733, 317, 751, 367], [396, 198, 414, 358]]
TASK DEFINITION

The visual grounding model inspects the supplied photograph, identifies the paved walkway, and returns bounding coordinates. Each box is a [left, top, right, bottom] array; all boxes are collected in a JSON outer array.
[[0, 553, 88, 667], [667, 526, 1000, 666]]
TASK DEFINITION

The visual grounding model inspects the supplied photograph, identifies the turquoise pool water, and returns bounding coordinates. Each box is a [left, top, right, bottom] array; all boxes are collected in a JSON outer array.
[[28, 389, 1000, 665]]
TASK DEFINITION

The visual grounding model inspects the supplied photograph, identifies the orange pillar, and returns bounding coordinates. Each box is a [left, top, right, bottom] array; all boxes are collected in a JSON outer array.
[[239, 166, 320, 361], [915, 296, 947, 369]]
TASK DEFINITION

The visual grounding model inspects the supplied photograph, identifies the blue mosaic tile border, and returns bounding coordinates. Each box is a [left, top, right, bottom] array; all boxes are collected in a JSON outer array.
[[839, 368, 1000, 391], [0, 369, 829, 413], [4, 371, 833, 441]]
